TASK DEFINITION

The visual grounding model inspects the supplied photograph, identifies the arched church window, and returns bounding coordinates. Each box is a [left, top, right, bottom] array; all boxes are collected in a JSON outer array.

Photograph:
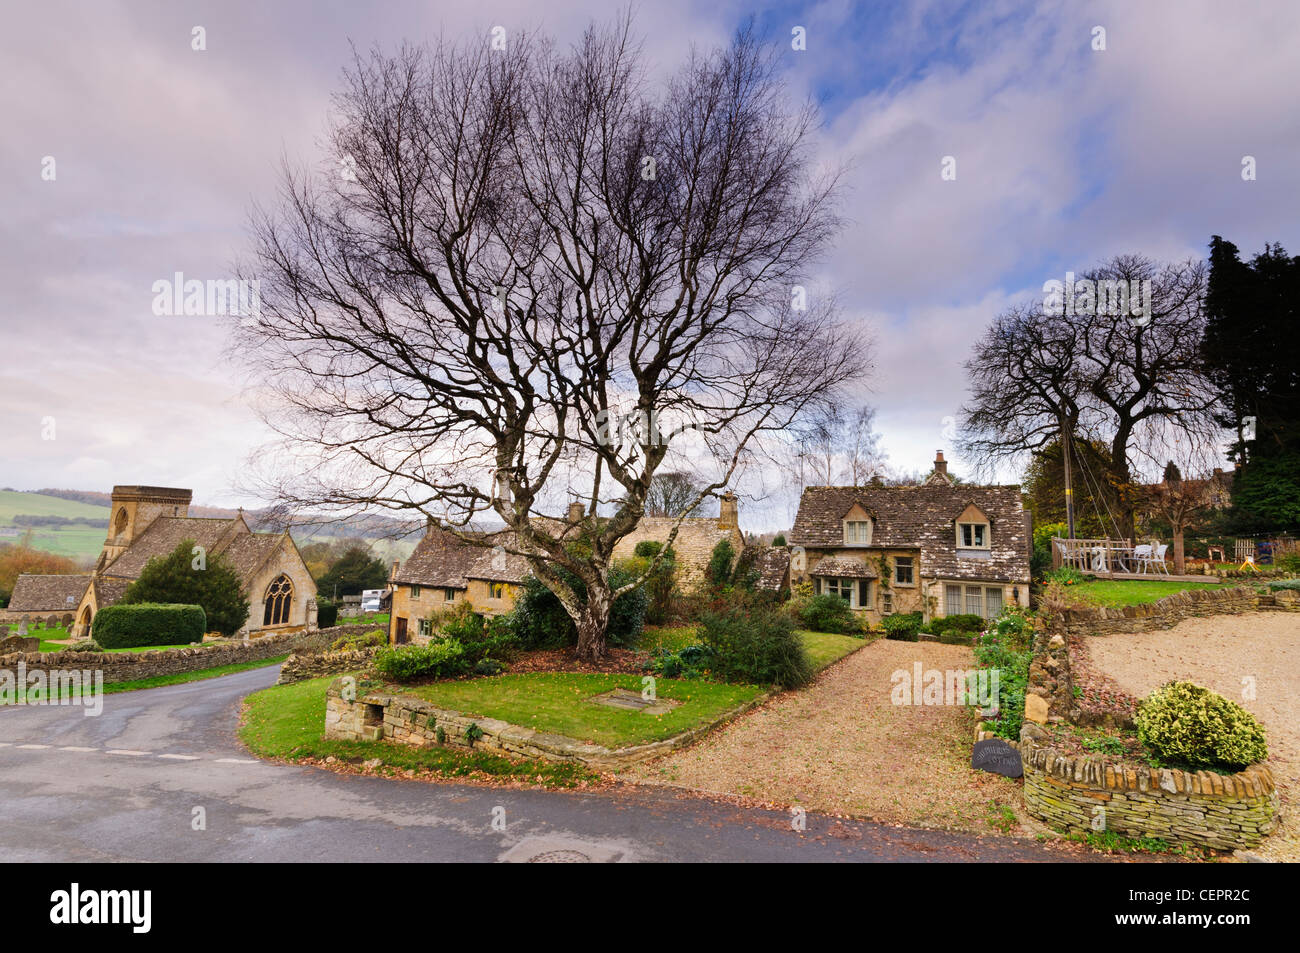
[[263, 574, 294, 626], [114, 508, 128, 537]]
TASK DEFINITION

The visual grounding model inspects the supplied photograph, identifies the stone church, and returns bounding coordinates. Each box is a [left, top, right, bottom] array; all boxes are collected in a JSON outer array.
[[9, 485, 317, 639]]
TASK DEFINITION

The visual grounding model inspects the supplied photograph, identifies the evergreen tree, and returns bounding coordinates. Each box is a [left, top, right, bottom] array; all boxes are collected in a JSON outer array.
[[315, 546, 389, 598], [120, 539, 250, 637]]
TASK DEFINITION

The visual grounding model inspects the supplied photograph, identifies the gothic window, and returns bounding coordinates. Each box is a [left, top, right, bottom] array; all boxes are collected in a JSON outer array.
[[114, 508, 128, 537], [263, 574, 294, 626]]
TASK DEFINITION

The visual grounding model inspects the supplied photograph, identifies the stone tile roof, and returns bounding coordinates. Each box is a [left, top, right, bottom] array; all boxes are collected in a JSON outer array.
[[808, 555, 878, 579], [393, 527, 531, 588], [7, 574, 92, 612], [754, 547, 791, 591], [791, 483, 1031, 583], [100, 517, 240, 579], [93, 576, 132, 607], [221, 533, 285, 580]]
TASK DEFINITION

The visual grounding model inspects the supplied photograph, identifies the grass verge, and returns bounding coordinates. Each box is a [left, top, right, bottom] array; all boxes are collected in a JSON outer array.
[[1072, 579, 1232, 607], [239, 676, 600, 787]]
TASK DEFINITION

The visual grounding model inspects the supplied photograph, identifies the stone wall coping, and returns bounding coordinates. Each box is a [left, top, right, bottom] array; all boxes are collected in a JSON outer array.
[[1018, 733, 1275, 799]]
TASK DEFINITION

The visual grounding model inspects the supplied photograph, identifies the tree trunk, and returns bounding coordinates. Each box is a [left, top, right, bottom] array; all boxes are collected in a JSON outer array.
[[1173, 528, 1186, 575], [573, 583, 612, 662]]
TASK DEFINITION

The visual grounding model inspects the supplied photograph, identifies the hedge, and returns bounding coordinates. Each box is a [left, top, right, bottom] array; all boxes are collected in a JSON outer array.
[[92, 603, 207, 649]]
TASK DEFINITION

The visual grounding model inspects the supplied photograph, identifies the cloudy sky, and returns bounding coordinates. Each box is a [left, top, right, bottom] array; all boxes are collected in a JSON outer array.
[[2, 0, 1298, 530]]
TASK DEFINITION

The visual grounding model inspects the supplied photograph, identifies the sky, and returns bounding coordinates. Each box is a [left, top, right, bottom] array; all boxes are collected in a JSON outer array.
[[2, 0, 1298, 531]]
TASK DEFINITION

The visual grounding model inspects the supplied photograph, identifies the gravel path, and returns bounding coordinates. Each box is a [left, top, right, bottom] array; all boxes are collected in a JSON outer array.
[[1085, 612, 1300, 861], [624, 639, 1033, 835]]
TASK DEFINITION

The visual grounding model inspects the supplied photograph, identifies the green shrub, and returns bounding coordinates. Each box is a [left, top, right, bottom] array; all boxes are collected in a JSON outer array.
[[117, 539, 248, 636], [1268, 578, 1300, 591], [972, 634, 1031, 740], [316, 599, 340, 629], [331, 629, 387, 651], [373, 639, 467, 681], [1045, 565, 1088, 586], [473, 658, 506, 676], [798, 593, 854, 633], [512, 568, 647, 649], [1136, 681, 1268, 770], [92, 603, 206, 649], [1272, 552, 1300, 573], [438, 603, 488, 642], [932, 613, 985, 633], [938, 629, 975, 645], [646, 643, 716, 679], [699, 606, 811, 689], [706, 539, 736, 588], [882, 611, 922, 641], [66, 639, 103, 652], [627, 542, 677, 626]]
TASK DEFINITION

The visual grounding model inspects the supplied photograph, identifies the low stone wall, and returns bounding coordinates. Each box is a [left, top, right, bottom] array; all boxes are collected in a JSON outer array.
[[277, 647, 378, 685], [324, 681, 766, 771], [292, 623, 387, 655], [1025, 630, 1071, 724], [1019, 727, 1280, 850], [0, 630, 307, 684], [1052, 585, 1300, 637]]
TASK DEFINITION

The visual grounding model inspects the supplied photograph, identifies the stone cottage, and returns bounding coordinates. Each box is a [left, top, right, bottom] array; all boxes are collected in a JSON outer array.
[[9, 485, 317, 638], [387, 493, 746, 644], [788, 453, 1032, 625]]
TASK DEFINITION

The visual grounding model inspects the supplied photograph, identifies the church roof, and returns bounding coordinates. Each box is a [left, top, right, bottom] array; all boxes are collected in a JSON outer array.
[[7, 574, 92, 613]]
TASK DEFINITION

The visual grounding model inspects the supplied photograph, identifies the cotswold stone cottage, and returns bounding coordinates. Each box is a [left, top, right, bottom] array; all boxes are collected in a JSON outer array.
[[9, 485, 317, 638], [387, 494, 746, 644], [788, 453, 1032, 625]]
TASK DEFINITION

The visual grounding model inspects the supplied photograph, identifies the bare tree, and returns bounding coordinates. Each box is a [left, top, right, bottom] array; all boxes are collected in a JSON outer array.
[[793, 403, 883, 487], [1143, 464, 1218, 574], [236, 16, 867, 659], [959, 255, 1215, 539], [644, 471, 704, 518]]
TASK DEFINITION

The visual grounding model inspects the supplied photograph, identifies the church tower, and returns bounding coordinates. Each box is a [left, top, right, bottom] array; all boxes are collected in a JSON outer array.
[[97, 486, 192, 570]]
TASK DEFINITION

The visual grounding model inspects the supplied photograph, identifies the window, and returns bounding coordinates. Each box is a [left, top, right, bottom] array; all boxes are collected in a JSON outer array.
[[881, 591, 893, 614], [894, 556, 914, 586], [490, 583, 506, 600], [843, 520, 871, 545], [262, 574, 293, 626], [113, 508, 128, 537], [444, 588, 457, 601], [824, 577, 854, 604], [945, 583, 1005, 621], [859, 579, 872, 609], [945, 584, 962, 616], [411, 585, 421, 599], [957, 522, 989, 549], [418, 618, 433, 638]]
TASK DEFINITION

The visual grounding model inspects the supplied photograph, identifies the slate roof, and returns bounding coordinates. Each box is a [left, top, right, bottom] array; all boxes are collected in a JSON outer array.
[[790, 482, 1030, 583], [92, 576, 132, 607], [100, 517, 241, 579], [393, 526, 531, 588], [7, 574, 92, 613], [754, 547, 791, 591]]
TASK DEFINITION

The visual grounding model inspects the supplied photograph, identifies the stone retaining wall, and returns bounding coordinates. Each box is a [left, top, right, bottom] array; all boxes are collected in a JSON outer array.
[[1018, 727, 1280, 850], [1052, 585, 1299, 637], [277, 647, 378, 685], [324, 681, 766, 771], [0, 631, 307, 684]]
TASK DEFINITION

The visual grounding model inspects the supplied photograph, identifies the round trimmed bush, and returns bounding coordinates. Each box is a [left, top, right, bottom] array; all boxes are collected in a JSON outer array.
[[798, 593, 854, 633], [1136, 681, 1268, 770], [92, 603, 206, 649]]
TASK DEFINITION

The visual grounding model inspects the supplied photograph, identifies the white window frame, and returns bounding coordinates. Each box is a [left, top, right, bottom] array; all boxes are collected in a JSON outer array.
[[894, 556, 915, 587], [957, 522, 990, 550], [943, 582, 1005, 620]]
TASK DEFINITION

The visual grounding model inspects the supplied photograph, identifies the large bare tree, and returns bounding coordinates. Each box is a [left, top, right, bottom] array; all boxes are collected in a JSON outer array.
[[237, 16, 866, 659], [959, 255, 1216, 539]]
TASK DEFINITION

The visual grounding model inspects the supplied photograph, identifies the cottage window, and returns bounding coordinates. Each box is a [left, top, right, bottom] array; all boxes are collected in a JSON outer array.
[[945, 583, 1004, 620], [411, 585, 421, 599], [843, 520, 872, 545], [881, 591, 893, 614], [957, 522, 989, 549], [823, 577, 855, 606], [894, 556, 914, 586], [418, 618, 433, 638], [444, 588, 457, 601], [262, 574, 293, 626], [490, 583, 506, 600]]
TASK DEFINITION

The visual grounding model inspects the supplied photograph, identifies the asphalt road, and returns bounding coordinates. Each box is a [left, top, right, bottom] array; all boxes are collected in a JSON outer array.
[[0, 663, 1122, 863]]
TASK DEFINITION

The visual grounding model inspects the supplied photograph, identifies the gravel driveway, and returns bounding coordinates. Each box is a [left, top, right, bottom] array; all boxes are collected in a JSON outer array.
[[625, 639, 1031, 834], [1085, 612, 1300, 861]]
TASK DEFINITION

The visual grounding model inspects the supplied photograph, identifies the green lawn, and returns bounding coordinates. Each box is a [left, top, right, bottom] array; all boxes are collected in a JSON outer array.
[[798, 629, 869, 670], [1072, 578, 1234, 607], [239, 676, 598, 786], [636, 625, 700, 653], [338, 612, 389, 627], [405, 672, 762, 748]]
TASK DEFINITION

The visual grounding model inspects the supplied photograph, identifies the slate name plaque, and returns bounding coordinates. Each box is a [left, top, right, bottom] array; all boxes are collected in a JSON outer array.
[[971, 738, 1023, 778]]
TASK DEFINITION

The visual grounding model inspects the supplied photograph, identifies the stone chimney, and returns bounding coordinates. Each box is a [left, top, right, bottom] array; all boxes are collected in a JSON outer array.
[[718, 491, 739, 530], [567, 500, 586, 523], [390, 560, 400, 583], [934, 451, 948, 477]]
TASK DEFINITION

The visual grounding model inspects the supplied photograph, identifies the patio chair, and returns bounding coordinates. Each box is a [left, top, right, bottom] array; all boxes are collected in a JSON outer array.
[[1131, 544, 1152, 574], [1142, 543, 1170, 575]]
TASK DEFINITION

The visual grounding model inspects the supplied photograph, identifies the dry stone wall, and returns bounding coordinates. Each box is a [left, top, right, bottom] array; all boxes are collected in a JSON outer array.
[[277, 647, 377, 685], [1052, 585, 1299, 637], [1019, 728, 1280, 850]]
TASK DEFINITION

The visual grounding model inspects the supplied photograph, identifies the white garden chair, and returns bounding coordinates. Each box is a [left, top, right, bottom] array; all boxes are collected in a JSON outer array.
[[1131, 544, 1152, 574], [1141, 543, 1170, 575]]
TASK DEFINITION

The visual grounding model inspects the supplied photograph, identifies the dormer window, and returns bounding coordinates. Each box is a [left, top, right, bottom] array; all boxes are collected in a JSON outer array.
[[957, 522, 988, 549], [842, 504, 873, 546]]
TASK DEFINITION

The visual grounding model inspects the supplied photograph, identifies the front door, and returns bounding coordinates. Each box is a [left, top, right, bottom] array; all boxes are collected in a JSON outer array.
[[394, 617, 408, 644]]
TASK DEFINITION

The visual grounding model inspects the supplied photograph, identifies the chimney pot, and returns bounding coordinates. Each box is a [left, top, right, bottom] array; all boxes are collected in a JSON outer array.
[[934, 451, 948, 475], [718, 491, 739, 530], [567, 501, 586, 523]]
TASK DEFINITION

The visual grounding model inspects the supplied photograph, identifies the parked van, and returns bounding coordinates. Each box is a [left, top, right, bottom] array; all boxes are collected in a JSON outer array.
[[360, 589, 385, 614]]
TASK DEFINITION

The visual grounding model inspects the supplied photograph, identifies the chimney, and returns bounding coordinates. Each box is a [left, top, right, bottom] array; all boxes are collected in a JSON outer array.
[[934, 451, 948, 477], [390, 560, 400, 583], [718, 491, 739, 530], [567, 500, 586, 523], [425, 515, 436, 535]]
